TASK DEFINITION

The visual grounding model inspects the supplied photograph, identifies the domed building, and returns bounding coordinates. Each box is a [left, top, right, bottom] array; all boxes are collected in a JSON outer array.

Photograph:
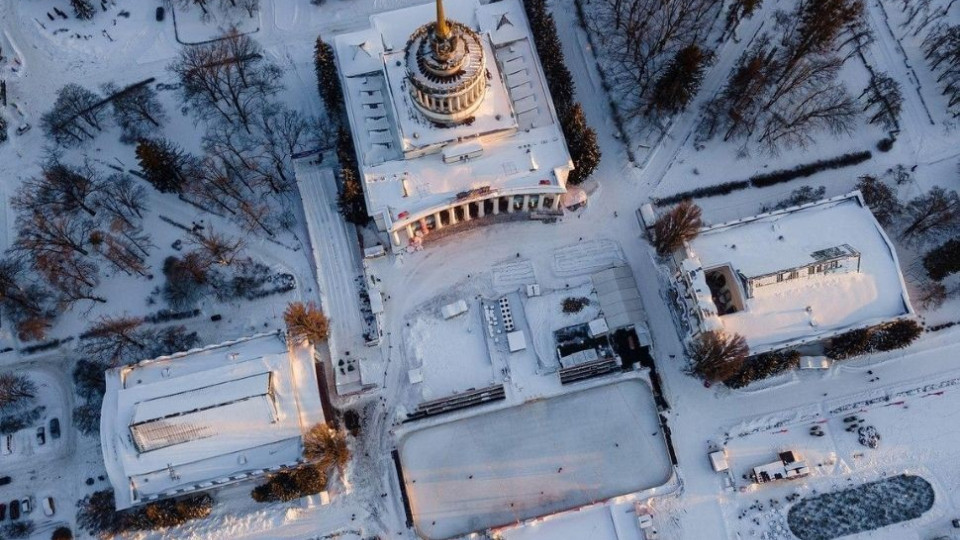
[[405, 1, 488, 125], [332, 0, 574, 248]]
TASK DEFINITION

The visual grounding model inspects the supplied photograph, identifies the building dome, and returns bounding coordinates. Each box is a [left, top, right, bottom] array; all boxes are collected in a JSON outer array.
[[404, 0, 487, 125]]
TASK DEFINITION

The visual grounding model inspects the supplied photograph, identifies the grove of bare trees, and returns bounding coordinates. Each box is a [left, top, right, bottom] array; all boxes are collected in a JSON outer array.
[[690, 331, 749, 382], [584, 0, 721, 120], [701, 0, 868, 153], [922, 24, 960, 117]]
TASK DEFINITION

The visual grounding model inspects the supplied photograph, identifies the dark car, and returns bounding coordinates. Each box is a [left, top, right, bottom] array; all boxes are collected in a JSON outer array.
[[0, 503, 6, 520], [35, 427, 45, 446], [9, 499, 19, 520], [156, 6, 165, 21], [0, 476, 10, 486], [49, 418, 60, 440]]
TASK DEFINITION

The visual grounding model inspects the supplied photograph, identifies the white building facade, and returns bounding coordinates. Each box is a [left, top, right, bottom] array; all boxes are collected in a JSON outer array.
[[334, 0, 574, 248], [100, 332, 324, 509]]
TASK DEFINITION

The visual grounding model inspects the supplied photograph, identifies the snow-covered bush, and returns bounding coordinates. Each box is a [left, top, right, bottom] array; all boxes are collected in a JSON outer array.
[[825, 320, 923, 359], [923, 238, 960, 281], [561, 297, 590, 314], [724, 349, 800, 388], [76, 490, 214, 536], [251, 464, 327, 503], [787, 474, 934, 540]]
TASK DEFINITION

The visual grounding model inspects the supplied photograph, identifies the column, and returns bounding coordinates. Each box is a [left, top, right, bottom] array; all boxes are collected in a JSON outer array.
[[406, 224, 415, 239], [507, 196, 516, 213], [492, 197, 501, 215], [554, 196, 563, 210], [463, 204, 472, 221], [522, 195, 530, 212], [537, 195, 546, 210], [392, 230, 401, 246], [478, 199, 486, 218], [434, 212, 444, 229], [449, 207, 458, 225]]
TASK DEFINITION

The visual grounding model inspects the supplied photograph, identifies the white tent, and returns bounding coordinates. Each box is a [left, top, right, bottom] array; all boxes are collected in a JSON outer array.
[[591, 265, 644, 330]]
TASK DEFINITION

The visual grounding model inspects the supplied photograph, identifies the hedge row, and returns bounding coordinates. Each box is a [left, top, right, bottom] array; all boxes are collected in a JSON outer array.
[[724, 350, 800, 389], [656, 151, 873, 205], [825, 319, 923, 360]]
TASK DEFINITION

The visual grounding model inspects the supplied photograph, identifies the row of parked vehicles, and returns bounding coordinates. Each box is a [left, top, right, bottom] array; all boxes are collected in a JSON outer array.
[[0, 496, 55, 520], [2, 418, 60, 455]]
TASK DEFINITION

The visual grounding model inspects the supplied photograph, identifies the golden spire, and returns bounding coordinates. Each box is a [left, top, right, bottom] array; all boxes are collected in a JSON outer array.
[[436, 0, 450, 40]]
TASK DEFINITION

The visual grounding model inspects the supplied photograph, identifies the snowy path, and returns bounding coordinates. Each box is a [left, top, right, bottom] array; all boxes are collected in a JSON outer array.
[[295, 163, 367, 364]]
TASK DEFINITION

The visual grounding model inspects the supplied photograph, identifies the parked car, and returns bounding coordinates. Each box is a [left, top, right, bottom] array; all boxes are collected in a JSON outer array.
[[0, 476, 10, 486], [42, 497, 54, 517], [9, 499, 19, 520], [35, 427, 45, 446], [49, 418, 60, 440], [0, 502, 6, 520], [2, 434, 12, 455], [156, 6, 165, 21], [20, 498, 30, 514]]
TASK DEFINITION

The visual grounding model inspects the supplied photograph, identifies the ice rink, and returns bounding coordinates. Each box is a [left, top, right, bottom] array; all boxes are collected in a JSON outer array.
[[398, 378, 673, 539]]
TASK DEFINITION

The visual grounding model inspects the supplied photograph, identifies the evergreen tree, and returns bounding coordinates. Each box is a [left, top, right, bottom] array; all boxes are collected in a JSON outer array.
[[923, 238, 960, 281], [648, 45, 713, 115], [71, 0, 96, 20], [314, 37, 344, 118], [136, 138, 192, 194], [825, 328, 872, 359], [873, 319, 922, 351], [562, 104, 601, 185]]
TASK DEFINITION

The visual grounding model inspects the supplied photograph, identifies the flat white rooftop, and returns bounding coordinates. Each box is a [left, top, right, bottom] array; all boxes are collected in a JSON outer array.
[[398, 378, 672, 540], [686, 193, 913, 353], [101, 333, 324, 509], [335, 0, 572, 230]]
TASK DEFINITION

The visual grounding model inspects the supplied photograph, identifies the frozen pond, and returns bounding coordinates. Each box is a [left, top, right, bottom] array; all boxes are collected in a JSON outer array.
[[398, 378, 672, 539]]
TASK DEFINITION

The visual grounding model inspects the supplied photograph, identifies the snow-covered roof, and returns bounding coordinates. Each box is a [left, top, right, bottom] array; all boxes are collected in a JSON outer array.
[[507, 330, 526, 352], [100, 333, 324, 509], [685, 192, 914, 353], [591, 265, 644, 330], [334, 0, 572, 230]]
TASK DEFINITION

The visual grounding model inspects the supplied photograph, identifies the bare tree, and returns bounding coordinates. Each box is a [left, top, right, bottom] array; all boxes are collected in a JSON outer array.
[[0, 257, 56, 341], [690, 331, 748, 382], [0, 373, 37, 413], [12, 162, 103, 218], [170, 29, 283, 131], [901, 187, 960, 240], [102, 82, 167, 143], [40, 84, 107, 146], [81, 316, 147, 366], [652, 200, 703, 255], [37, 251, 105, 305], [585, 0, 721, 117], [95, 173, 147, 229], [859, 72, 903, 130], [190, 228, 245, 266]]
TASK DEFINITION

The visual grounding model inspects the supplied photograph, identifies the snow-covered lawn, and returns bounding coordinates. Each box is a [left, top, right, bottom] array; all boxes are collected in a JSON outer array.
[[397, 377, 672, 540], [406, 300, 496, 399]]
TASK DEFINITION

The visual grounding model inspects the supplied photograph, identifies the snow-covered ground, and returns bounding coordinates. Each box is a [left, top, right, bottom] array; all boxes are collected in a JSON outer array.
[[2, 0, 960, 538]]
